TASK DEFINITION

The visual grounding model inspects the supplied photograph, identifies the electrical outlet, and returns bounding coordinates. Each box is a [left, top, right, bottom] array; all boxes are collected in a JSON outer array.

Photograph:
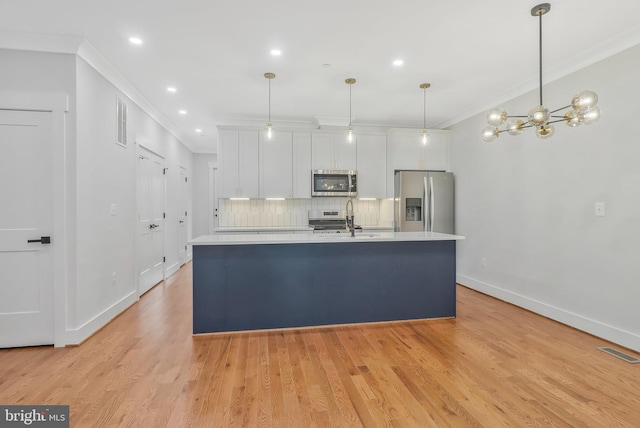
[[481, 258, 487, 268], [110, 203, 117, 216], [111, 272, 117, 285]]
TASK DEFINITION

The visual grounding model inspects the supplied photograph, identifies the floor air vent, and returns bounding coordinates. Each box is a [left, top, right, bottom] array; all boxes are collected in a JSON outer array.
[[598, 347, 640, 364]]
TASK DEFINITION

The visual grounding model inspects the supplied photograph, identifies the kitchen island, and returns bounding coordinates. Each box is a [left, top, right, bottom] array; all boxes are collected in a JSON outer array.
[[190, 231, 464, 334]]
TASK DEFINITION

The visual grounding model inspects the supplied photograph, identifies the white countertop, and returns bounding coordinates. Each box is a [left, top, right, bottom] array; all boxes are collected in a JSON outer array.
[[215, 226, 314, 233], [190, 231, 465, 246]]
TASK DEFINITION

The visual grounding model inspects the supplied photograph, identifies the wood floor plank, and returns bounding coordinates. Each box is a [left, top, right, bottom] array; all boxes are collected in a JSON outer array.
[[1, 262, 640, 427]]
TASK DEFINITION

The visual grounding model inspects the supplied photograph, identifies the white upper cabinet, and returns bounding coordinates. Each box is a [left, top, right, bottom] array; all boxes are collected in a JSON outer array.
[[218, 129, 239, 198], [218, 129, 259, 198], [356, 134, 387, 198], [311, 133, 357, 170], [259, 131, 292, 198], [292, 133, 312, 198], [386, 128, 451, 197]]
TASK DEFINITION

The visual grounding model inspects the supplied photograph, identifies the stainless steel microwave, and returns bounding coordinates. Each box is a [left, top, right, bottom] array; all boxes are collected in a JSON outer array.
[[311, 170, 357, 197]]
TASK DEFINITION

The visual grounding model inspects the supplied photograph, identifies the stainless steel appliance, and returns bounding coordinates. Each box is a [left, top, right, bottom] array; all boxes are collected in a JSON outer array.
[[394, 171, 454, 233], [308, 210, 362, 234], [311, 170, 357, 197]]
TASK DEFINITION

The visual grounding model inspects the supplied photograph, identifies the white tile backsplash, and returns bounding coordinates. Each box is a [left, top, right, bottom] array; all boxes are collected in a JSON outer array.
[[218, 198, 394, 227]]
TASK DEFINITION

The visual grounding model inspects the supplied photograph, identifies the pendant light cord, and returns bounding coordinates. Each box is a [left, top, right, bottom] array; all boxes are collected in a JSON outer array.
[[268, 78, 271, 123], [349, 83, 352, 127], [423, 87, 427, 129]]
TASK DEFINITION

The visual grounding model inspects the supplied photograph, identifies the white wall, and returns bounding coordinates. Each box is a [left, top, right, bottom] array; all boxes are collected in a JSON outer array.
[[450, 45, 640, 351], [73, 57, 194, 335]]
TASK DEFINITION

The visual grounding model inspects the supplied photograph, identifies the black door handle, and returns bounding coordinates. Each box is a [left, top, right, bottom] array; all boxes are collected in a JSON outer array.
[[179, 220, 184, 224], [149, 224, 159, 229], [28, 236, 51, 244]]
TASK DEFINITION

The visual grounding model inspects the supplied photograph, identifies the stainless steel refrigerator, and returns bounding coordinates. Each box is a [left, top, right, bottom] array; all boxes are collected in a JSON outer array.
[[394, 171, 454, 233]]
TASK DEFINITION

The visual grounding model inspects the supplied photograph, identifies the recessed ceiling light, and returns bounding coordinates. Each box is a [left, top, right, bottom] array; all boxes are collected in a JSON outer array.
[[195, 128, 202, 133], [129, 37, 143, 45], [270, 49, 282, 56], [167, 87, 177, 93], [393, 59, 404, 66], [178, 110, 187, 115], [322, 63, 332, 68]]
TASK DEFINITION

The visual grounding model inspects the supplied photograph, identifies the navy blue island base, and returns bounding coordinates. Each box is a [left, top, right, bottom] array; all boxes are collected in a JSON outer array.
[[192, 239, 457, 334]]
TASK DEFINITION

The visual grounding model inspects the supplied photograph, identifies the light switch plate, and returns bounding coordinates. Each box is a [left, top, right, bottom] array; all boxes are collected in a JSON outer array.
[[595, 202, 605, 217], [110, 203, 117, 216]]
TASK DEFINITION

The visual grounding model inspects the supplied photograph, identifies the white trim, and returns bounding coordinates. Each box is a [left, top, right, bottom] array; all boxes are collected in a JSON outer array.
[[457, 274, 640, 353], [75, 40, 197, 152], [165, 262, 180, 279], [0, 29, 82, 54], [64, 291, 138, 345]]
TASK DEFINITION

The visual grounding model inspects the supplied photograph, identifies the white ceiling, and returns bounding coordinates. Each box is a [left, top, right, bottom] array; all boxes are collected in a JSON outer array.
[[2, 0, 639, 153]]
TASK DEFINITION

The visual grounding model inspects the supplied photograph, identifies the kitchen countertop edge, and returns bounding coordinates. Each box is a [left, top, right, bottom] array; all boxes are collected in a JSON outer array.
[[190, 231, 465, 246]]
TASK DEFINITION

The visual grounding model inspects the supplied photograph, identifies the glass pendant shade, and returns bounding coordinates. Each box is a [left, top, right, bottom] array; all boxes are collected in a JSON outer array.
[[571, 90, 598, 112], [564, 111, 581, 127], [506, 120, 525, 135], [528, 106, 550, 126], [347, 127, 354, 143], [266, 122, 273, 140], [535, 124, 555, 139], [487, 108, 508, 127], [421, 129, 428, 145], [481, 126, 499, 142], [581, 106, 601, 125]]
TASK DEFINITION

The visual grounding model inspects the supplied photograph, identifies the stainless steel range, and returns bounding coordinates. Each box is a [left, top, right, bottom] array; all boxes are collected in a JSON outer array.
[[308, 210, 361, 234]]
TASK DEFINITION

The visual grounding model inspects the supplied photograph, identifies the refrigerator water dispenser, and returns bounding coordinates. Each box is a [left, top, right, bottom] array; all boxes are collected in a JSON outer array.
[[405, 198, 422, 221]]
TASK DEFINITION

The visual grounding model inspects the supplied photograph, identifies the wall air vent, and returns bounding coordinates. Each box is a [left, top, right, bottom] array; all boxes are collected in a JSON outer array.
[[116, 97, 128, 147]]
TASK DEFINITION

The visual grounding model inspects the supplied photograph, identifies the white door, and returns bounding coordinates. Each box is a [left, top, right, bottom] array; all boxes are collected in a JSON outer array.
[[178, 167, 187, 266], [137, 148, 165, 295], [0, 110, 54, 348]]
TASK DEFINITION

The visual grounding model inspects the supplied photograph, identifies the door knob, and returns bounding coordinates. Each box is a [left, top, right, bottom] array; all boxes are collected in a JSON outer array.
[[27, 236, 51, 244]]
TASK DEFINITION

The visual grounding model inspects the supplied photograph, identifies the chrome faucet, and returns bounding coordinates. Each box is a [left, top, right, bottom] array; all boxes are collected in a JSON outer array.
[[345, 198, 355, 237]]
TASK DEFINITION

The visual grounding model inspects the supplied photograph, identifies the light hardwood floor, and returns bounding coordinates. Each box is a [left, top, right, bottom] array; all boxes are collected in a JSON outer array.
[[1, 262, 639, 427]]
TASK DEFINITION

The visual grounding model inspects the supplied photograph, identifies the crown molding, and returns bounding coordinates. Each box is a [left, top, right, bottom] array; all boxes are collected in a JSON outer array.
[[0, 29, 200, 153]]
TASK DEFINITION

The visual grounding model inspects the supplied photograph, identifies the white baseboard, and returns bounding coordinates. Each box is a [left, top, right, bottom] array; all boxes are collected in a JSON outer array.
[[64, 290, 138, 345], [457, 274, 640, 353], [166, 262, 180, 278]]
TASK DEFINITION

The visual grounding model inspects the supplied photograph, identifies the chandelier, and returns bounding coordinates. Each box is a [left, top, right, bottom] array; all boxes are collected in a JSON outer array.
[[481, 3, 600, 142]]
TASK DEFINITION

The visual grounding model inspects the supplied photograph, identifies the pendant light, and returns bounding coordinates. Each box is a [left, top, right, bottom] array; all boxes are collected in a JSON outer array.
[[264, 72, 275, 140], [420, 83, 430, 145], [481, 3, 599, 142], [345, 78, 356, 143]]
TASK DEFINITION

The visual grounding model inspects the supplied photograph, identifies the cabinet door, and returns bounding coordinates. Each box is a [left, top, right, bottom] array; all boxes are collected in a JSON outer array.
[[292, 133, 312, 198], [422, 132, 450, 171], [238, 130, 259, 198], [334, 135, 357, 170], [393, 133, 424, 170], [311, 133, 334, 170], [260, 131, 293, 198], [356, 134, 386, 198], [218, 129, 239, 198]]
